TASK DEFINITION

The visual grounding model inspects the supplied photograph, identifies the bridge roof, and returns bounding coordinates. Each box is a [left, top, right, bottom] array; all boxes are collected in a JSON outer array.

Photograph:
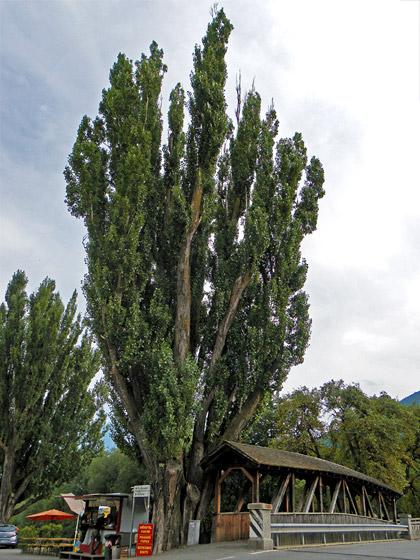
[[202, 441, 400, 496]]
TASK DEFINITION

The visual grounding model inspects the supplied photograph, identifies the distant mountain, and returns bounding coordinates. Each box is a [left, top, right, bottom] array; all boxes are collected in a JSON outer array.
[[103, 427, 116, 450], [400, 391, 420, 406]]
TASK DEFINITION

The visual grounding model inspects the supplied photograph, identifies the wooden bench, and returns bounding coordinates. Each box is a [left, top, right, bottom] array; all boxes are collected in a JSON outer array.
[[20, 537, 73, 556]]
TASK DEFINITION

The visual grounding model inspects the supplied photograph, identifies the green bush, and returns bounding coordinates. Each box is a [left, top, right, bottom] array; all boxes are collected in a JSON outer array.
[[38, 523, 64, 538], [18, 525, 39, 539]]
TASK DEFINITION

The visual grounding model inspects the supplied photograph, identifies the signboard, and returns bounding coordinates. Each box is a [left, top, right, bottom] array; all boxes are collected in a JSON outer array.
[[136, 523, 154, 556], [187, 520, 200, 546], [133, 485, 151, 498]]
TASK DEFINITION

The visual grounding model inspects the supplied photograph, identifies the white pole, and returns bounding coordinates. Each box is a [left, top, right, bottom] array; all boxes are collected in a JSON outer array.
[[128, 491, 136, 558], [73, 513, 80, 547]]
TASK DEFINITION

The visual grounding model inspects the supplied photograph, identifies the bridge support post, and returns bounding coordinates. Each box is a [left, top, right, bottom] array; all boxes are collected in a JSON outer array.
[[247, 503, 273, 550], [399, 513, 413, 540]]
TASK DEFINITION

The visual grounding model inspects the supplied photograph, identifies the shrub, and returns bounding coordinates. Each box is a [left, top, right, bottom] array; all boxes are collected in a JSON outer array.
[[38, 523, 64, 538], [18, 525, 39, 539]]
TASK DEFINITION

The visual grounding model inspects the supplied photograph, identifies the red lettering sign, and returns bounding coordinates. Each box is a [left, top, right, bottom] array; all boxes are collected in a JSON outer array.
[[136, 523, 154, 557]]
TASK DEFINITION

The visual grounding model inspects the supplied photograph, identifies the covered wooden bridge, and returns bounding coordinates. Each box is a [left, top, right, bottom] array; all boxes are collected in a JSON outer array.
[[202, 441, 402, 545]]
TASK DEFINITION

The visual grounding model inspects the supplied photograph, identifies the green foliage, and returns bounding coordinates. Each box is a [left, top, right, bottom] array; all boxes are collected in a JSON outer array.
[[11, 492, 69, 531], [80, 449, 146, 493], [248, 380, 420, 509], [18, 525, 39, 539], [16, 523, 66, 543], [38, 523, 64, 538], [64, 10, 325, 535], [11, 449, 143, 532], [0, 271, 104, 520]]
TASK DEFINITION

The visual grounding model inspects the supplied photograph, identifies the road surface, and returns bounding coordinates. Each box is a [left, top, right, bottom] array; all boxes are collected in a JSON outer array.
[[1, 540, 419, 559]]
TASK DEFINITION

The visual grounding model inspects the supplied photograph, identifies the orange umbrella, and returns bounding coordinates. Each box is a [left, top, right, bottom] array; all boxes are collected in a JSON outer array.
[[26, 509, 76, 521]]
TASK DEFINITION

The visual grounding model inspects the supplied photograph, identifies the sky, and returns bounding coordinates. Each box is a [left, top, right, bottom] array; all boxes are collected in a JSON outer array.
[[1, 0, 419, 400]]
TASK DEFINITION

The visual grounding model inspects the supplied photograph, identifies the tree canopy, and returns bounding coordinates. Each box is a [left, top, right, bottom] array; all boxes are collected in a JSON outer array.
[[0, 271, 104, 521], [64, 8, 325, 550], [247, 380, 420, 512], [10, 448, 145, 532]]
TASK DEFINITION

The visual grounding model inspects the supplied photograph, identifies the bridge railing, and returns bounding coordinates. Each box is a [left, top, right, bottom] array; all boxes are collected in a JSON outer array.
[[270, 512, 408, 547], [401, 515, 420, 539], [412, 519, 420, 539], [271, 520, 407, 547], [246, 504, 415, 550]]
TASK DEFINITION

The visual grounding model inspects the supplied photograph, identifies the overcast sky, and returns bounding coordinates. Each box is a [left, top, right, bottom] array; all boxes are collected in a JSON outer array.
[[1, 0, 419, 400]]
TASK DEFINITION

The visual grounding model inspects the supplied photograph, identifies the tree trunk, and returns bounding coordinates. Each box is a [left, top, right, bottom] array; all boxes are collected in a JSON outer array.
[[0, 447, 16, 522], [152, 460, 185, 553]]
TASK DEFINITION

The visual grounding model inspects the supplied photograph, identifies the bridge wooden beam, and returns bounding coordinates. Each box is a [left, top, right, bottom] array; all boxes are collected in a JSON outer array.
[[272, 472, 291, 513], [235, 480, 251, 512], [344, 480, 358, 515], [329, 479, 342, 513], [379, 491, 390, 521], [297, 480, 309, 512], [304, 476, 319, 513], [319, 476, 323, 513], [363, 487, 375, 518], [342, 478, 347, 513], [216, 466, 255, 514], [290, 473, 295, 512], [361, 485, 367, 516], [215, 471, 221, 514]]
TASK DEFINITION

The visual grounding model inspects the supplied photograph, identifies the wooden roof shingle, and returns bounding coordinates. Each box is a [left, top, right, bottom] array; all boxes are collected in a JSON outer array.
[[202, 440, 400, 495]]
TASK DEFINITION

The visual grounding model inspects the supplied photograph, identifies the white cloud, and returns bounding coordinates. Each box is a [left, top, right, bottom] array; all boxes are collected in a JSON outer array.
[[1, 0, 419, 399], [342, 328, 394, 351]]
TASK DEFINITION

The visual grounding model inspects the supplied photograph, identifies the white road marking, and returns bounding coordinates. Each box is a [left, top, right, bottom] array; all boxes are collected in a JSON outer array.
[[215, 556, 236, 560]]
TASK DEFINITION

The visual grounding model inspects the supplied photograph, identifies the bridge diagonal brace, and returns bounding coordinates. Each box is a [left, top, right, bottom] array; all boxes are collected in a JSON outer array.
[[304, 476, 319, 513], [329, 479, 342, 513], [272, 473, 291, 513]]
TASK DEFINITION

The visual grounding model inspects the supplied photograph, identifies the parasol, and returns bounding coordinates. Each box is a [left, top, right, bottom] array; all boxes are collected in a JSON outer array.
[[26, 509, 76, 521]]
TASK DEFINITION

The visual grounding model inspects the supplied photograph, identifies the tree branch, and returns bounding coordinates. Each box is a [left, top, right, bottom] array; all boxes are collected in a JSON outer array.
[[13, 471, 34, 504], [12, 495, 41, 516], [209, 270, 252, 371], [174, 170, 203, 365], [109, 353, 155, 476], [221, 387, 263, 442], [188, 269, 253, 484], [102, 313, 155, 476]]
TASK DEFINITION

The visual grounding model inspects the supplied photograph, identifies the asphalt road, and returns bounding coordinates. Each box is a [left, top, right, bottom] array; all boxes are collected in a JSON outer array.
[[0, 551, 50, 560], [1, 541, 420, 559], [0, 552, 53, 560], [158, 540, 420, 560]]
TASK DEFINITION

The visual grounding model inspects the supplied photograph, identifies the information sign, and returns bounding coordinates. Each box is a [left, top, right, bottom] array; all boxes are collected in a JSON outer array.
[[133, 485, 151, 498], [135, 523, 154, 557]]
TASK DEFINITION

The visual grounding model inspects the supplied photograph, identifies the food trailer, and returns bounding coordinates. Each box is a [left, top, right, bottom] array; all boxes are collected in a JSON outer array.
[[60, 492, 150, 558]]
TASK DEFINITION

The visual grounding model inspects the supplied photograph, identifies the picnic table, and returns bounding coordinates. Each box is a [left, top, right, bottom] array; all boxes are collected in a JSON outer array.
[[20, 537, 74, 556]]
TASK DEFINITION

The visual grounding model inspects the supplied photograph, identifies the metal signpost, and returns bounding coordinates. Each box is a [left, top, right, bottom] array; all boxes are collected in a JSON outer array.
[[128, 485, 151, 557]]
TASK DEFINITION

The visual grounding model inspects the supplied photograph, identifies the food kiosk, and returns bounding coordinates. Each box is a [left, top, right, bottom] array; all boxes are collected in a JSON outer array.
[[60, 492, 150, 558]]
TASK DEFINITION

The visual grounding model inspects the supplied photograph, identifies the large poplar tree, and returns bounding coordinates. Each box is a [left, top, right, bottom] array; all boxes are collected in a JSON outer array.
[[0, 271, 103, 521], [64, 9, 325, 550]]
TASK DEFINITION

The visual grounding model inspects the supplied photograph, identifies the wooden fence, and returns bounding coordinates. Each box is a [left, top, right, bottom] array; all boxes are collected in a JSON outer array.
[[212, 512, 249, 542]]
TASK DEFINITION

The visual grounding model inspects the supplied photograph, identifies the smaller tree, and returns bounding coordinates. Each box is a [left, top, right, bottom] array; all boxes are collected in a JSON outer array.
[[321, 380, 415, 491], [0, 271, 104, 521], [249, 380, 418, 495], [398, 404, 420, 516], [81, 449, 146, 494]]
